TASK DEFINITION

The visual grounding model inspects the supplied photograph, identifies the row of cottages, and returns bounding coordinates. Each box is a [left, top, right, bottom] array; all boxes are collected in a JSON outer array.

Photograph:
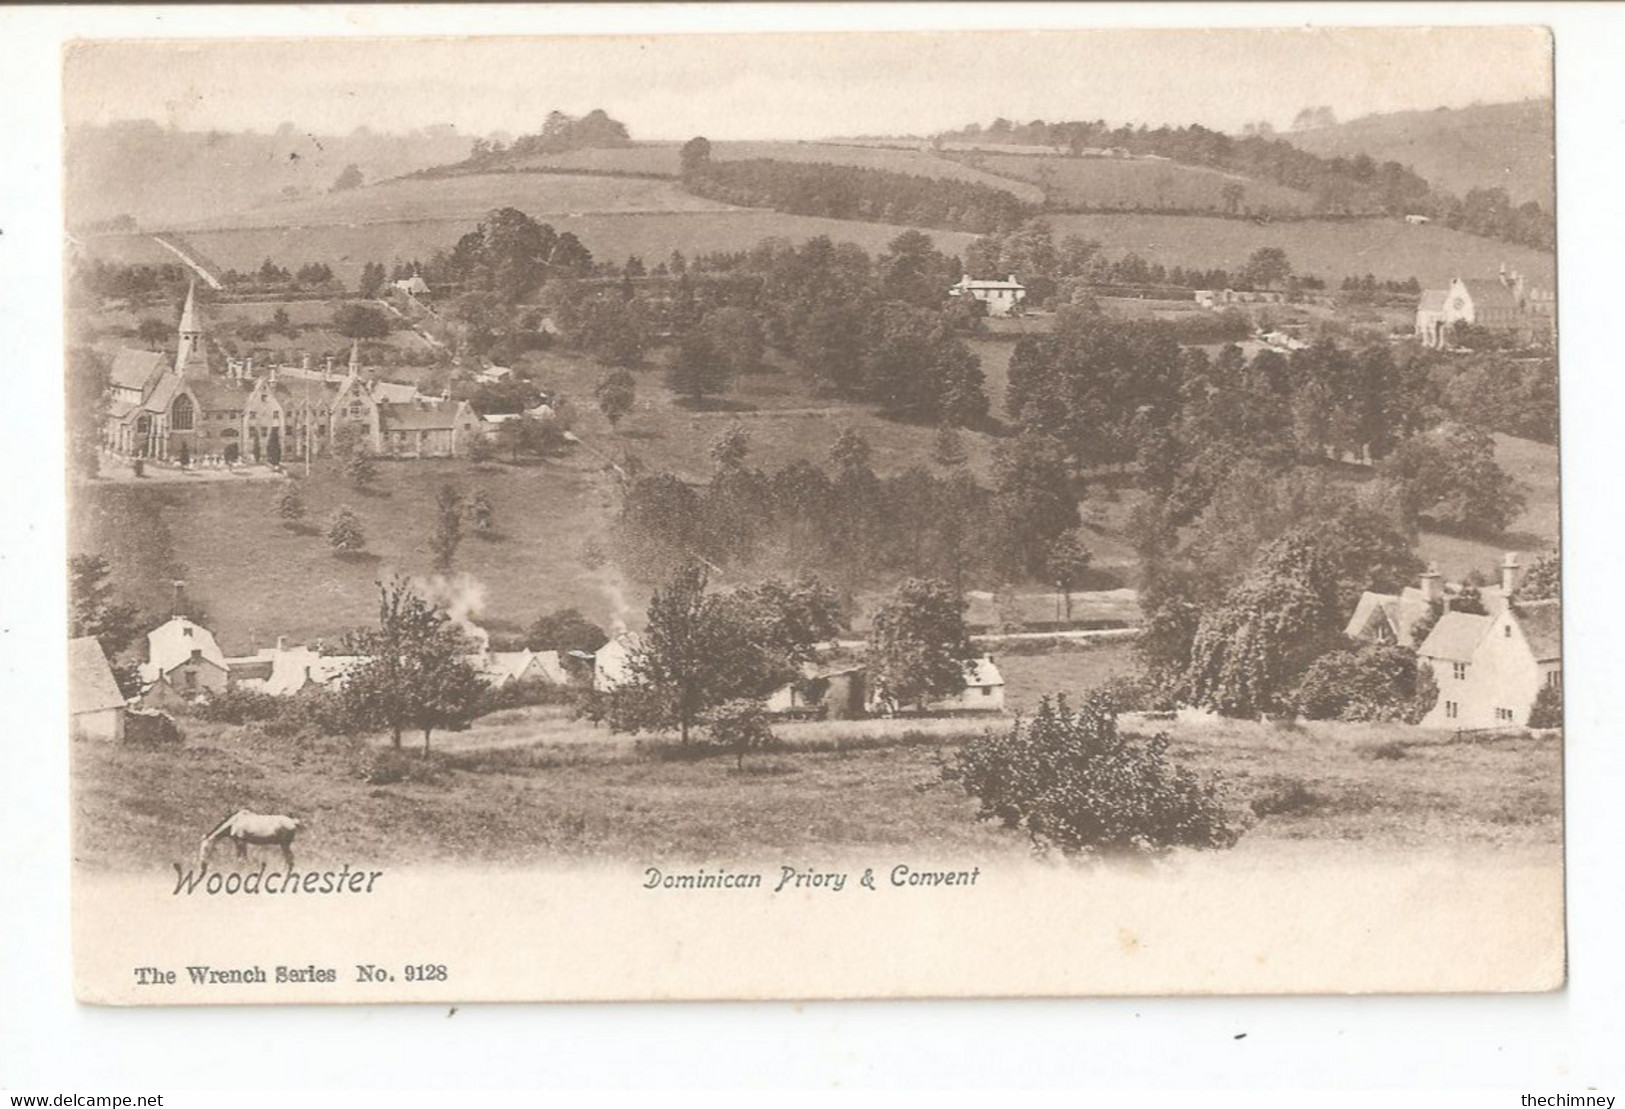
[[133, 613, 592, 709], [949, 274, 1027, 317], [1414, 264, 1556, 348], [104, 282, 481, 462], [1344, 554, 1562, 728], [593, 633, 1006, 717]]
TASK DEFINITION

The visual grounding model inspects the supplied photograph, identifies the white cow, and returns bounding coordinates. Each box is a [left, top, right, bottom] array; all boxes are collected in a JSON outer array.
[[199, 810, 302, 868]]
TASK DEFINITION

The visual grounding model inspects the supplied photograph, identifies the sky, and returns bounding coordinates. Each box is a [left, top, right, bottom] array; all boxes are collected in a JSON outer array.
[[64, 26, 1552, 140]]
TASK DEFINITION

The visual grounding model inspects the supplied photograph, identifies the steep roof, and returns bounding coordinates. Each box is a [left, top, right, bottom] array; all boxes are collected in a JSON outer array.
[[381, 399, 468, 431], [68, 637, 126, 715], [1459, 278, 1519, 310], [1417, 611, 1492, 663], [186, 376, 250, 412], [1345, 586, 1435, 648], [109, 348, 168, 394], [369, 380, 420, 404], [145, 616, 227, 674], [963, 656, 1004, 688], [1417, 289, 1448, 313], [142, 374, 181, 414], [177, 280, 199, 335], [1513, 600, 1562, 661]]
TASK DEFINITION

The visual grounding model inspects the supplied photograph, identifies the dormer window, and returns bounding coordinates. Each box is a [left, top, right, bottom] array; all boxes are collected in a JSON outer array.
[[182, 626, 193, 638], [1504, 625, 1512, 637]]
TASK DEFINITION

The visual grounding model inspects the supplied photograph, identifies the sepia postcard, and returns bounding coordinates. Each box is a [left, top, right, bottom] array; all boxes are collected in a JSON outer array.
[[62, 23, 1564, 1005]]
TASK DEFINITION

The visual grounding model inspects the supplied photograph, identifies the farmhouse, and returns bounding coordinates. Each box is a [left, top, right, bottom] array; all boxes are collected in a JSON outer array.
[[225, 638, 362, 696], [138, 615, 230, 706], [1346, 554, 1531, 649], [1415, 266, 1556, 348], [1417, 598, 1561, 729], [765, 664, 868, 720], [593, 633, 644, 692], [69, 636, 127, 742], [949, 274, 1027, 317]]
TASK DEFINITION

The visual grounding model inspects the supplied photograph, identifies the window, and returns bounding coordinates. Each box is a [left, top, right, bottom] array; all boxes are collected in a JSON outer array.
[[183, 670, 197, 691], [1445, 701, 1458, 720], [171, 394, 194, 431], [1496, 708, 1514, 723], [979, 686, 991, 697], [1504, 625, 1512, 638], [1547, 671, 1562, 690], [182, 626, 192, 638], [1452, 662, 1468, 680]]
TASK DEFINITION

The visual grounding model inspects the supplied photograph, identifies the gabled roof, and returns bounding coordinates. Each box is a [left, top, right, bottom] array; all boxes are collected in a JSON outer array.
[[186, 376, 250, 412], [1513, 600, 1562, 662], [109, 348, 168, 394], [963, 657, 1004, 688], [1417, 290, 1448, 313], [1458, 278, 1518, 310], [1417, 611, 1492, 663], [380, 399, 470, 431], [69, 637, 126, 715], [957, 276, 1025, 290], [146, 616, 227, 674], [1345, 586, 1435, 648], [369, 380, 420, 404], [143, 374, 181, 414]]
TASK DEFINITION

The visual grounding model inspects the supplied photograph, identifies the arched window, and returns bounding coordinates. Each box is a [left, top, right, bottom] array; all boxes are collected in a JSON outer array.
[[171, 394, 194, 431]]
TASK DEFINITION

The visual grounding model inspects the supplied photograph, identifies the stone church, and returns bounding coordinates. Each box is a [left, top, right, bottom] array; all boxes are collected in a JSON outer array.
[[104, 283, 480, 462]]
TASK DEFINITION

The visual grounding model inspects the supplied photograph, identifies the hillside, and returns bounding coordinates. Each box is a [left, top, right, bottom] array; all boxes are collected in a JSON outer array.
[[1285, 100, 1554, 208], [965, 151, 1315, 214], [65, 120, 475, 230], [1043, 212, 1554, 288]]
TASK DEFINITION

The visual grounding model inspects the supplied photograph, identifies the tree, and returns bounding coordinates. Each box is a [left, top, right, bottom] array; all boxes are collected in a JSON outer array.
[[931, 424, 967, 469], [701, 307, 766, 377], [430, 484, 464, 571], [327, 507, 366, 554], [358, 261, 388, 299], [68, 554, 142, 658], [470, 490, 495, 537], [1377, 423, 1527, 534], [1514, 550, 1561, 601], [947, 693, 1240, 857], [609, 563, 739, 745], [1184, 530, 1345, 717], [679, 135, 713, 175], [66, 346, 108, 479], [991, 433, 1079, 578], [867, 578, 973, 711], [1044, 529, 1093, 622], [1528, 682, 1562, 729], [341, 578, 487, 753], [274, 484, 306, 528], [331, 163, 365, 192], [345, 450, 378, 490], [1242, 247, 1292, 290], [467, 433, 496, 464], [332, 303, 392, 340], [594, 369, 636, 429], [707, 698, 776, 770], [137, 318, 171, 348], [266, 428, 283, 468], [667, 329, 732, 403], [526, 608, 608, 654]]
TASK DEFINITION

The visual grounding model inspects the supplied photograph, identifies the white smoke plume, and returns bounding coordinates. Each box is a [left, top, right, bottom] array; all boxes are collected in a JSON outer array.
[[413, 571, 491, 653], [596, 566, 634, 636]]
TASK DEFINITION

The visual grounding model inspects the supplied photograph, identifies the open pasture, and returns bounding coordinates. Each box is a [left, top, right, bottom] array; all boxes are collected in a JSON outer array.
[[972, 152, 1313, 214]]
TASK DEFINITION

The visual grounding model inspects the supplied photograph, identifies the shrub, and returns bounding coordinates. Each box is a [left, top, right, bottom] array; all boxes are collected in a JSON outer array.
[[1291, 645, 1434, 723], [1528, 683, 1563, 729], [1249, 777, 1324, 818], [707, 698, 777, 770], [946, 692, 1240, 857], [186, 687, 283, 724]]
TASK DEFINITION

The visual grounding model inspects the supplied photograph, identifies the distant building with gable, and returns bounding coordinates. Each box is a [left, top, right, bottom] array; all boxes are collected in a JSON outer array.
[[1415, 265, 1556, 348], [950, 274, 1027, 317]]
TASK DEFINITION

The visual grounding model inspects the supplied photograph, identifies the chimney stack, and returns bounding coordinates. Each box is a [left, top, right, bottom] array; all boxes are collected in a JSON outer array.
[[276, 635, 287, 652], [171, 580, 187, 617], [324, 356, 334, 381], [1420, 564, 1443, 605], [1501, 552, 1521, 597]]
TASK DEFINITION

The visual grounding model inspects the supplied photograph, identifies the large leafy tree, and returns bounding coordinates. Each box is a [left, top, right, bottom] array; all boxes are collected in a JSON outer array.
[[1184, 531, 1346, 717], [341, 578, 487, 753], [990, 433, 1079, 578], [867, 577, 973, 711], [68, 553, 143, 659], [1377, 422, 1527, 534]]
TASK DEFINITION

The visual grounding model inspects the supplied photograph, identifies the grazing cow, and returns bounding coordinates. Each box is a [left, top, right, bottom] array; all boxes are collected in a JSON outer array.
[[199, 810, 302, 868]]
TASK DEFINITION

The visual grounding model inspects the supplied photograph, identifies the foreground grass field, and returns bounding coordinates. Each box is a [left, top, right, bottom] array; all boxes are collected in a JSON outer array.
[[71, 703, 1562, 871]]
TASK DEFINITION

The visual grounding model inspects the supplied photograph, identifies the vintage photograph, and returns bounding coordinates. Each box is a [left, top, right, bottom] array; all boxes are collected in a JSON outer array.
[[62, 26, 1563, 1003]]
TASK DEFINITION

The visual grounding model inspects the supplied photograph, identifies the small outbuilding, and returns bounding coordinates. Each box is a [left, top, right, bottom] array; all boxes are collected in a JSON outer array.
[[69, 637, 127, 742]]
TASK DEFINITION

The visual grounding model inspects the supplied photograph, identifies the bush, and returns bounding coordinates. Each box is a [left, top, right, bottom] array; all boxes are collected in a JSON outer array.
[[1528, 683, 1563, 729], [186, 687, 283, 724], [1249, 777, 1324, 817], [946, 692, 1241, 857], [707, 698, 777, 769], [1291, 645, 1434, 724]]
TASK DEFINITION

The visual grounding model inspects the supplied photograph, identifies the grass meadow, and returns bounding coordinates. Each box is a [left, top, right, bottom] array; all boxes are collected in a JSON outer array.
[[971, 152, 1314, 214], [71, 688, 1562, 871]]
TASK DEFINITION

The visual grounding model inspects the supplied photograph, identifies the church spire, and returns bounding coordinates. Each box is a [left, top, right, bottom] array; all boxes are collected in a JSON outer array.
[[348, 339, 361, 378], [174, 280, 205, 376]]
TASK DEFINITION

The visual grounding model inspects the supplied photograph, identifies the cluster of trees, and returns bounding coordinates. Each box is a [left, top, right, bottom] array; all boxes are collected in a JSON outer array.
[[467, 109, 632, 163], [440, 207, 594, 304], [613, 424, 1083, 595], [681, 156, 1035, 234]]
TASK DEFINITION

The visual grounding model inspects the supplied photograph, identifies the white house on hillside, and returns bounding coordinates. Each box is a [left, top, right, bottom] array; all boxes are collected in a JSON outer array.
[[1417, 599, 1561, 728], [139, 615, 229, 704], [949, 274, 1027, 317]]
